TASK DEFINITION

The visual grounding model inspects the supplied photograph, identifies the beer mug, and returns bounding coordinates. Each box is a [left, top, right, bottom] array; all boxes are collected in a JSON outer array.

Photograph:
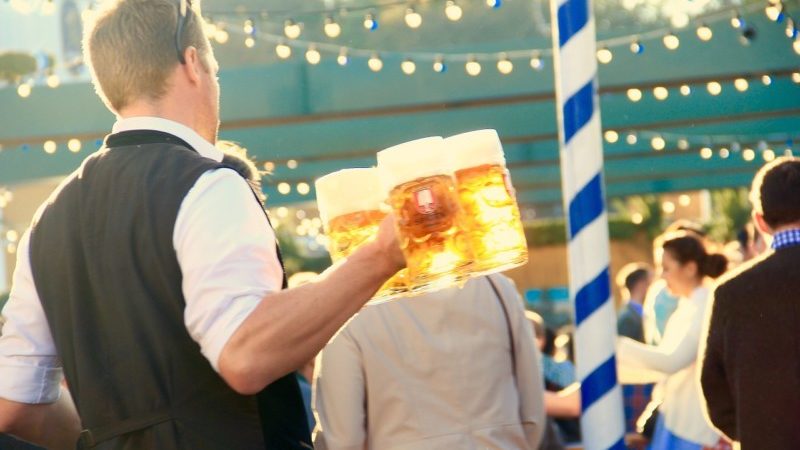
[[445, 129, 528, 273], [315, 168, 407, 299], [377, 137, 473, 292]]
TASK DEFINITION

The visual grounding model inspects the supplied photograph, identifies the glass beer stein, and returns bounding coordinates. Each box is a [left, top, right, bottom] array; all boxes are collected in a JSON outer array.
[[377, 137, 473, 293], [445, 129, 528, 274], [315, 168, 407, 299]]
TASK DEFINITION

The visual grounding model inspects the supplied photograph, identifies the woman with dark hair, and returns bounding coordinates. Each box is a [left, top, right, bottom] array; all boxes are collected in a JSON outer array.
[[617, 232, 728, 450]]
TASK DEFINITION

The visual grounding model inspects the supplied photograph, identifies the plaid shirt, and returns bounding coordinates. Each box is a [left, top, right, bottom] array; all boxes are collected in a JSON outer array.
[[772, 228, 800, 250], [622, 383, 653, 433]]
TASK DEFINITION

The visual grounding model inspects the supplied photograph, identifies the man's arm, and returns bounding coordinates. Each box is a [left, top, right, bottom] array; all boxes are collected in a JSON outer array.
[[218, 219, 403, 395], [0, 386, 81, 450], [698, 287, 738, 441]]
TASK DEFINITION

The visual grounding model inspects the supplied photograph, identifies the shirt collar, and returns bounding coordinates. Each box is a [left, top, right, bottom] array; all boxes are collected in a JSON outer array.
[[771, 228, 800, 250], [111, 116, 223, 162]]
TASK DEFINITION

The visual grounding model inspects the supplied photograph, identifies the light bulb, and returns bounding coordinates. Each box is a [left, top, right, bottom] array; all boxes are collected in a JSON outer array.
[[405, 7, 422, 28], [792, 72, 800, 84], [529, 53, 543, 70], [794, 39, 800, 56], [765, 4, 781, 22], [734, 78, 749, 92], [700, 147, 713, 159], [243, 19, 254, 35], [762, 75, 772, 85], [497, 55, 513, 74], [284, 19, 302, 39], [604, 130, 619, 143], [44, 140, 57, 154], [486, 0, 502, 8], [433, 56, 446, 73], [363, 13, 378, 31], [275, 42, 292, 59], [287, 159, 298, 169], [764, 149, 776, 161], [368, 53, 383, 72], [743, 148, 755, 161], [680, 84, 691, 96], [305, 46, 321, 65], [627, 88, 642, 102], [17, 83, 31, 98], [651, 136, 666, 151], [678, 139, 690, 150], [337, 48, 348, 66], [786, 18, 797, 38], [214, 29, 229, 44], [46, 74, 60, 88], [596, 47, 613, 64], [630, 40, 644, 54], [707, 81, 722, 96], [663, 33, 680, 50], [445, 1, 463, 21], [731, 14, 743, 29], [67, 139, 81, 152], [324, 16, 341, 38], [626, 133, 638, 145], [245, 37, 255, 48], [653, 86, 669, 100], [465, 58, 481, 76], [297, 182, 310, 195], [401, 58, 416, 75], [278, 182, 291, 194], [696, 24, 713, 41]]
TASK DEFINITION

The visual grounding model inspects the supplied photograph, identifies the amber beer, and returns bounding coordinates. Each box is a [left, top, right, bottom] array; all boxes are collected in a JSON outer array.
[[377, 137, 473, 292], [445, 129, 528, 273], [315, 169, 406, 298]]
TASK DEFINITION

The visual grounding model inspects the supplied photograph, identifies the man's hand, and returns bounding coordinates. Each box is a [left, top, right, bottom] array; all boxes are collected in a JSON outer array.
[[374, 213, 406, 276]]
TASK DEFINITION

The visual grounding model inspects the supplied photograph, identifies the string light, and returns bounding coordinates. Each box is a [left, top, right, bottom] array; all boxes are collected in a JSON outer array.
[[794, 39, 800, 55], [743, 148, 756, 161], [284, 19, 302, 39], [275, 42, 292, 59], [679, 194, 691, 206], [337, 48, 349, 66], [17, 83, 31, 98], [46, 74, 60, 88], [368, 53, 383, 72], [278, 182, 291, 194], [5, 230, 18, 243], [401, 58, 416, 75], [405, 7, 422, 29], [287, 159, 298, 169], [764, 149, 776, 161], [765, 3, 782, 22], [465, 57, 481, 76], [651, 136, 666, 150], [627, 88, 642, 102], [43, 140, 57, 154], [700, 147, 713, 159], [276, 206, 289, 218], [363, 12, 378, 31], [433, 56, 447, 73], [719, 147, 730, 158], [678, 138, 690, 150], [663, 32, 680, 50], [445, 1, 463, 21], [631, 212, 644, 224], [486, 0, 502, 8], [604, 130, 619, 143], [662, 201, 676, 214], [793, 72, 800, 83], [762, 74, 772, 85], [297, 182, 311, 195], [731, 13, 743, 29], [696, 23, 713, 41], [529, 53, 543, 71], [67, 139, 81, 153], [596, 47, 613, 64], [630, 40, 644, 54], [324, 16, 342, 38], [707, 81, 722, 95], [243, 18, 254, 35], [626, 133, 638, 145], [263, 161, 275, 172], [653, 86, 669, 100], [497, 54, 513, 74], [680, 85, 691, 96], [305, 45, 321, 65], [214, 27, 230, 44], [786, 17, 796, 38], [245, 36, 255, 48], [734, 78, 749, 91]]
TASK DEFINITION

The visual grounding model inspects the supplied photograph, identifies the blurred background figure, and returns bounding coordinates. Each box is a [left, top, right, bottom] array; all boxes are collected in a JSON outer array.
[[617, 231, 730, 450], [313, 274, 545, 450]]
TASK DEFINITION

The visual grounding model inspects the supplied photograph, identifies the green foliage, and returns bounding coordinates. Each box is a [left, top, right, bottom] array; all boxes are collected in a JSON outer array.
[[0, 52, 38, 82], [707, 188, 752, 243], [274, 227, 332, 276]]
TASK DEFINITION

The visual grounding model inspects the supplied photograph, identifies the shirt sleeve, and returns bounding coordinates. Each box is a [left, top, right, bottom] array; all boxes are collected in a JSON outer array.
[[174, 168, 283, 372], [312, 328, 367, 450], [0, 230, 63, 404]]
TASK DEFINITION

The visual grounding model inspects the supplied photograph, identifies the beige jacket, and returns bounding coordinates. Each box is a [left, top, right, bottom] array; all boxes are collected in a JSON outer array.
[[312, 274, 545, 450]]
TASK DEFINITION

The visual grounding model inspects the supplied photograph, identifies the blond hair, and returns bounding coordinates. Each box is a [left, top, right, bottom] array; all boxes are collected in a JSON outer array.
[[82, 0, 211, 113]]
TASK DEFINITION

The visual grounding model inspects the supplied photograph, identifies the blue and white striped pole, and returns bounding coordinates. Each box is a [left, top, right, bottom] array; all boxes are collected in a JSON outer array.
[[550, 0, 625, 448]]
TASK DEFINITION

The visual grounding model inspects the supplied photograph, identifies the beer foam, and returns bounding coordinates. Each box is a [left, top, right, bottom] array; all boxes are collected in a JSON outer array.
[[445, 129, 506, 170], [315, 168, 386, 224], [376, 136, 452, 192]]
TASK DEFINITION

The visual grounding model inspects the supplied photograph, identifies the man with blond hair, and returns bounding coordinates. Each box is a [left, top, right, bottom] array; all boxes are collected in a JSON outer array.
[[0, 1, 404, 449]]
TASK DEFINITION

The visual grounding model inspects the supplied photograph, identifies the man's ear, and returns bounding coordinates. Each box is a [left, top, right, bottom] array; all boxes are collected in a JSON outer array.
[[753, 211, 773, 236], [180, 46, 203, 85]]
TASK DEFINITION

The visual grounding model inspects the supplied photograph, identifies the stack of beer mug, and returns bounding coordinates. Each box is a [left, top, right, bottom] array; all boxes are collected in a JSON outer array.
[[314, 129, 528, 302]]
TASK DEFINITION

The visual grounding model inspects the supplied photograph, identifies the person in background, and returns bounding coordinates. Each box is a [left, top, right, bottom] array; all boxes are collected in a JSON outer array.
[[313, 274, 545, 450], [616, 231, 728, 450], [699, 157, 800, 448]]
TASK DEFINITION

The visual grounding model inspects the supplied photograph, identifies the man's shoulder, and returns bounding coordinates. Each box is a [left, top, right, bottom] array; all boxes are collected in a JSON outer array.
[[715, 252, 774, 294]]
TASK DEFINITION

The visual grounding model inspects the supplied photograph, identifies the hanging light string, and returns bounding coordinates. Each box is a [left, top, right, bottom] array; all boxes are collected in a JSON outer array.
[[211, 1, 793, 69]]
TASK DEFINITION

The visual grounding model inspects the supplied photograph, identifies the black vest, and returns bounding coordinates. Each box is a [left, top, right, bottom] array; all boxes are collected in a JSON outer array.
[[28, 131, 311, 449]]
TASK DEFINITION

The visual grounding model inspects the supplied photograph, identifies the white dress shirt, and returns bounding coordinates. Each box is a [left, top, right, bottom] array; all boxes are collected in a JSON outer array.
[[0, 117, 283, 404], [617, 285, 721, 446], [313, 274, 545, 450]]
